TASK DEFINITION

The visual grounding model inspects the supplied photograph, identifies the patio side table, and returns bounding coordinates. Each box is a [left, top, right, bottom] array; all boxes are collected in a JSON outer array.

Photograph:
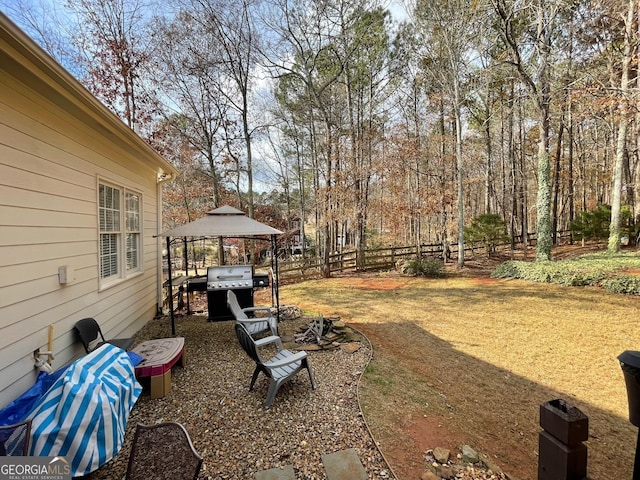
[[132, 337, 185, 399]]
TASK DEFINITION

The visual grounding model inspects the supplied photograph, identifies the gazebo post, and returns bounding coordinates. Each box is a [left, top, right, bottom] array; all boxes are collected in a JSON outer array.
[[271, 234, 280, 322], [166, 236, 175, 335]]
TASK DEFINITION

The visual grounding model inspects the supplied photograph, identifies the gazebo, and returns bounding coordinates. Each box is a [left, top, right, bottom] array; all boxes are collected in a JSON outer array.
[[157, 206, 283, 334]]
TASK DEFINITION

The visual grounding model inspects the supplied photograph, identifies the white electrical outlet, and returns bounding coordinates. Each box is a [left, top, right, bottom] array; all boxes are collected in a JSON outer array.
[[58, 265, 75, 284]]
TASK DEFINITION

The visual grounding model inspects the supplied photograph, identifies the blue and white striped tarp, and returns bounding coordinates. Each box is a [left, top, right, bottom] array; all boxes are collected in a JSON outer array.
[[27, 344, 142, 477]]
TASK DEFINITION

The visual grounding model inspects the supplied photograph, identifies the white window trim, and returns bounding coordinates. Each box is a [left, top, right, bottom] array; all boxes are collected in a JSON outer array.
[[98, 178, 144, 289]]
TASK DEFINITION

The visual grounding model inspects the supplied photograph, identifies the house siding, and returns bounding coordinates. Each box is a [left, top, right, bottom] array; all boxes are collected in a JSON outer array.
[[0, 15, 176, 408]]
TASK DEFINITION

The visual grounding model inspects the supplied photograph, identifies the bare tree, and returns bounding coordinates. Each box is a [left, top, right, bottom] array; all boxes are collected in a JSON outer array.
[[413, 0, 485, 267], [1, 0, 79, 70], [186, 0, 262, 218], [492, 0, 562, 261], [261, 0, 350, 275], [66, 0, 152, 131], [608, 0, 635, 253], [150, 13, 228, 206], [336, 5, 392, 269]]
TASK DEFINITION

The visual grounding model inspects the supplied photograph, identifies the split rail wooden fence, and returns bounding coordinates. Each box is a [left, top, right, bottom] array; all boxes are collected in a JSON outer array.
[[164, 230, 572, 305]]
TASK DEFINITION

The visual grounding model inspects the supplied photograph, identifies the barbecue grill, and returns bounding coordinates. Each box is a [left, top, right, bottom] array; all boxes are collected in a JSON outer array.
[[206, 265, 268, 321]]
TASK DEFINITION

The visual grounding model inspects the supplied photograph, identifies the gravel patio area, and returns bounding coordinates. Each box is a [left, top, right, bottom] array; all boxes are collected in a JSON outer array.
[[86, 310, 391, 479]]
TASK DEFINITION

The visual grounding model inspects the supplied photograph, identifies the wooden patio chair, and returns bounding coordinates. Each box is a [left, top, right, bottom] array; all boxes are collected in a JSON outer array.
[[235, 322, 316, 409], [74, 317, 134, 354], [0, 419, 31, 456], [227, 290, 278, 337], [125, 422, 203, 480]]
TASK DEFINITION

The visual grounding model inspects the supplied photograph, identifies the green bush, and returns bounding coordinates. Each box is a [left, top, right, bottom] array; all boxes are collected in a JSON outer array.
[[570, 204, 634, 242], [602, 275, 640, 295], [491, 261, 521, 278], [570, 204, 611, 241], [492, 259, 609, 285], [492, 252, 640, 294], [465, 214, 510, 256], [402, 257, 443, 277]]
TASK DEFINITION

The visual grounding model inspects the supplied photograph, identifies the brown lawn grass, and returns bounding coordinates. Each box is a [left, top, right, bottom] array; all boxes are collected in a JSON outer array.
[[279, 252, 640, 480]]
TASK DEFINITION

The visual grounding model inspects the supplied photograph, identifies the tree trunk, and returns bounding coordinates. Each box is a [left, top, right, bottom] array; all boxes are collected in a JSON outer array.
[[568, 95, 575, 241], [552, 109, 564, 245], [439, 98, 449, 262], [536, 120, 553, 261], [608, 0, 634, 253], [534, 0, 553, 261], [454, 79, 465, 268], [484, 78, 493, 215]]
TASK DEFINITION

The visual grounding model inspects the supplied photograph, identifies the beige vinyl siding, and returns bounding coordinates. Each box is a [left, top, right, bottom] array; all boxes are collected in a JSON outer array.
[[0, 32, 171, 407], [1, 77, 152, 189]]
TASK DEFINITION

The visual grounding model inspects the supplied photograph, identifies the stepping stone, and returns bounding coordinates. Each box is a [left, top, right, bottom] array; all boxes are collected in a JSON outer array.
[[254, 465, 296, 480], [340, 342, 361, 354], [322, 448, 367, 480]]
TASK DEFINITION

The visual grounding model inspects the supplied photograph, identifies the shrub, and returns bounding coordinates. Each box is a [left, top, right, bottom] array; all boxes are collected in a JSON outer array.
[[465, 214, 510, 256], [602, 275, 640, 295], [491, 261, 522, 279], [492, 259, 609, 285], [492, 252, 640, 294], [570, 204, 611, 241], [570, 204, 634, 242], [400, 257, 444, 277]]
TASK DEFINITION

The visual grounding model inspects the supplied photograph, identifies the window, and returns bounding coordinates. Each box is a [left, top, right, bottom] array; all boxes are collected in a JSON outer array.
[[99, 182, 142, 285], [125, 192, 140, 271]]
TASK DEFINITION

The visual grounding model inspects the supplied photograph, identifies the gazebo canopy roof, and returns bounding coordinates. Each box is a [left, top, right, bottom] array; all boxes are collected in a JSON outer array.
[[158, 205, 283, 238]]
